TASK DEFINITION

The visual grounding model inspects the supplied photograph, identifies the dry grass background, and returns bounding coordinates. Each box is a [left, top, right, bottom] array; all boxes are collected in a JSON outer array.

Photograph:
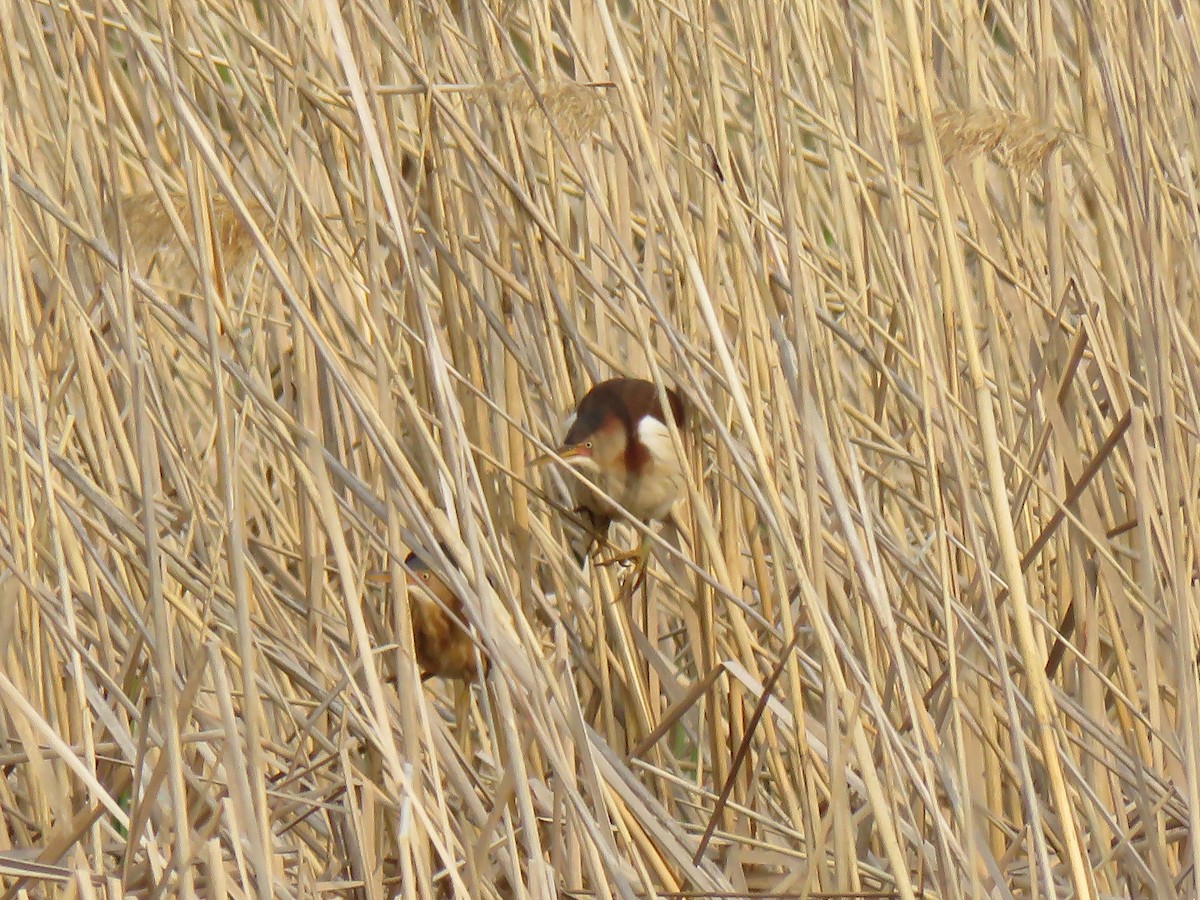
[[1, 0, 1198, 896]]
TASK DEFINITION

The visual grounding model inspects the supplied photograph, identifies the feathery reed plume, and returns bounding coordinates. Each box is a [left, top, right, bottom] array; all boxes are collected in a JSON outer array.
[[483, 75, 613, 140], [123, 186, 266, 279], [902, 107, 1062, 172]]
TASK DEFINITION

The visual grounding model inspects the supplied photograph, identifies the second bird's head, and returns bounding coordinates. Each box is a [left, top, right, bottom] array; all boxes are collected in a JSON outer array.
[[402, 546, 458, 603]]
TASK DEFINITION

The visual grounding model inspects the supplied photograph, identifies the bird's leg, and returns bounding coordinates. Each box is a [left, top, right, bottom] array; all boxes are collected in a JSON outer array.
[[572, 507, 614, 567]]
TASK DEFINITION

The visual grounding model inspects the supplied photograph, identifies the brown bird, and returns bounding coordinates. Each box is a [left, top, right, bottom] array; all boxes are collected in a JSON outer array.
[[367, 547, 488, 683], [536, 377, 686, 576]]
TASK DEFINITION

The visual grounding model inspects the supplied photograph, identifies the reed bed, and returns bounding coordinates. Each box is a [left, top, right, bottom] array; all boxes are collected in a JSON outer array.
[[1, 0, 1197, 896]]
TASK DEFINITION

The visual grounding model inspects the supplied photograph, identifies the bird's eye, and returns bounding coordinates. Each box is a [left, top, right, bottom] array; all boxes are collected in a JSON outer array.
[[420, 572, 430, 581], [585, 441, 593, 449]]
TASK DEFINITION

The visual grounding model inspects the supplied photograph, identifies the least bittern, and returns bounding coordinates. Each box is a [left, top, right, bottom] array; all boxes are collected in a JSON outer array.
[[536, 377, 686, 582], [367, 547, 488, 683]]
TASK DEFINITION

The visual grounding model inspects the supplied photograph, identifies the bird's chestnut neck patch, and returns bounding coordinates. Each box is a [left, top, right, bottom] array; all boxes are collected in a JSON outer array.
[[625, 436, 650, 472]]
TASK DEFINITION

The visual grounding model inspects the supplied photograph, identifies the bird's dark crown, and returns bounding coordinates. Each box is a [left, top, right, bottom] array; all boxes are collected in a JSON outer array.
[[404, 542, 456, 572], [563, 406, 617, 446], [564, 378, 684, 444]]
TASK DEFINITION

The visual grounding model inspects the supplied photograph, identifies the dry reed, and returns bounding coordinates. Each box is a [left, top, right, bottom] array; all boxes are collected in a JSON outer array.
[[1, 0, 1198, 898]]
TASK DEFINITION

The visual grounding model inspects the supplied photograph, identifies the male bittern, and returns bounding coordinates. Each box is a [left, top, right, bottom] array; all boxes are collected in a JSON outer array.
[[367, 548, 488, 683], [536, 377, 686, 577]]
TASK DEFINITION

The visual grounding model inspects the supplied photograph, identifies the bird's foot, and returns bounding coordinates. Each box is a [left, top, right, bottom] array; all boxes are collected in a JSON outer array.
[[596, 546, 645, 569], [596, 537, 653, 596]]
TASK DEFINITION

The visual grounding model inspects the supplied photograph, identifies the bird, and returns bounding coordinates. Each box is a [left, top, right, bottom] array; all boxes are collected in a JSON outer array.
[[535, 377, 687, 580], [366, 546, 488, 683]]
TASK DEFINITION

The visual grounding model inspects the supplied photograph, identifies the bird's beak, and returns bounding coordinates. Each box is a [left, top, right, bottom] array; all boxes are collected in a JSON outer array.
[[364, 569, 421, 589], [532, 444, 590, 466]]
